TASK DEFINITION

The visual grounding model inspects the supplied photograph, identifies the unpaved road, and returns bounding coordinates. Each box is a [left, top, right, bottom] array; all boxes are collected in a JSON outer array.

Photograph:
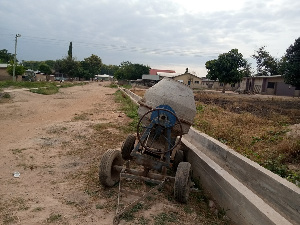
[[0, 82, 229, 225], [0, 82, 130, 224]]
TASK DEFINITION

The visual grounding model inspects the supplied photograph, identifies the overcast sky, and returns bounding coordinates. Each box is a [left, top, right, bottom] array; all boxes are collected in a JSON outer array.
[[0, 0, 299, 76]]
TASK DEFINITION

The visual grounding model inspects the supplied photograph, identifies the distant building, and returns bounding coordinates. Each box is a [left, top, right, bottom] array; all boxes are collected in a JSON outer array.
[[0, 64, 11, 81], [239, 75, 299, 97]]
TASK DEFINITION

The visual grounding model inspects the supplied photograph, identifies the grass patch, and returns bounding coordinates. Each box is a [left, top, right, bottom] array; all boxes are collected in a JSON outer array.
[[153, 212, 178, 225], [46, 213, 62, 223], [0, 81, 86, 95], [114, 90, 139, 132], [194, 91, 300, 186]]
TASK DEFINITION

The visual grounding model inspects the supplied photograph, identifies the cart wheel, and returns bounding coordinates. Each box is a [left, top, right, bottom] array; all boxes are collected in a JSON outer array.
[[99, 149, 123, 187], [121, 134, 136, 160], [174, 162, 192, 203], [173, 150, 184, 171]]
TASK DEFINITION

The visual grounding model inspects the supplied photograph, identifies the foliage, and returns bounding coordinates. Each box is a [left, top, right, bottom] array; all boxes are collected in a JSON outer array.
[[252, 46, 279, 76], [58, 56, 80, 78], [68, 42, 72, 58], [0, 49, 13, 63], [100, 64, 119, 76], [6, 63, 26, 77], [205, 49, 250, 92], [39, 63, 52, 75], [114, 90, 139, 132], [114, 61, 150, 80], [282, 37, 300, 89], [80, 54, 103, 79]]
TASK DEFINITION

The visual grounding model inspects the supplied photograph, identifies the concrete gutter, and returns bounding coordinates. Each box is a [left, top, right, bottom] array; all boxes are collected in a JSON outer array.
[[120, 88, 300, 225]]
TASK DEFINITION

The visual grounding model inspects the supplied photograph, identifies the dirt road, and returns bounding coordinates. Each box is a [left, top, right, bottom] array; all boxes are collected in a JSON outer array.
[[0, 82, 130, 224], [0, 82, 229, 225]]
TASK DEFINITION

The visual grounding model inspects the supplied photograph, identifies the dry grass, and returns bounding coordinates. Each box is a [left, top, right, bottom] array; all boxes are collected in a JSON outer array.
[[194, 91, 300, 184]]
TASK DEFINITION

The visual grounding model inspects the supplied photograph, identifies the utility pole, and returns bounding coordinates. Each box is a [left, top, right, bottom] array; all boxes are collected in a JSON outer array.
[[13, 34, 21, 82]]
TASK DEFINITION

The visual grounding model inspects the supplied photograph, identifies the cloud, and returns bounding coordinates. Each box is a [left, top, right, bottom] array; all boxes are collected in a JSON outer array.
[[0, 0, 299, 75]]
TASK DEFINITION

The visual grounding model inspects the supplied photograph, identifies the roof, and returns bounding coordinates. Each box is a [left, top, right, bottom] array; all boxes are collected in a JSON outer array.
[[95, 74, 113, 78], [149, 69, 176, 75], [0, 64, 9, 68], [157, 72, 182, 78]]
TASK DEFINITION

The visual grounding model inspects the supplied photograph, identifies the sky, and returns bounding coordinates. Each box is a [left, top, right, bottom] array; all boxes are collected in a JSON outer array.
[[0, 0, 299, 77]]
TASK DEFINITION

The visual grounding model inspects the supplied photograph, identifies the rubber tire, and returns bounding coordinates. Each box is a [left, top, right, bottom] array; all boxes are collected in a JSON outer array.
[[173, 150, 184, 172], [99, 149, 123, 187], [174, 162, 192, 203], [121, 134, 136, 160]]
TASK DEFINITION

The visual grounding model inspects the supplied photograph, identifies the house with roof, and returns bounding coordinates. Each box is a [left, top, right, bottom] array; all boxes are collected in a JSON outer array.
[[239, 75, 300, 97], [157, 72, 203, 89], [0, 64, 11, 81]]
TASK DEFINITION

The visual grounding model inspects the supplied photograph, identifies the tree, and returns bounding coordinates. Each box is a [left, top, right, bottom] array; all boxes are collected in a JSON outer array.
[[0, 49, 13, 63], [205, 49, 250, 93], [39, 63, 52, 75], [252, 46, 279, 76], [59, 56, 80, 78], [7, 62, 25, 80], [100, 64, 119, 76], [282, 37, 300, 89], [68, 42, 72, 58], [114, 61, 150, 80], [81, 54, 102, 79]]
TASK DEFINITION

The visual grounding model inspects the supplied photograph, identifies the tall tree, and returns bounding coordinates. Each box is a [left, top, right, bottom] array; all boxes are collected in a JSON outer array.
[[252, 46, 279, 76], [205, 49, 250, 93], [68, 42, 72, 58], [282, 37, 300, 89]]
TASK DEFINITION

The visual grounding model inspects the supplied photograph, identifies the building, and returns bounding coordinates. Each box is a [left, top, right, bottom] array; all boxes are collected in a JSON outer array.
[[0, 64, 11, 81], [239, 75, 299, 97]]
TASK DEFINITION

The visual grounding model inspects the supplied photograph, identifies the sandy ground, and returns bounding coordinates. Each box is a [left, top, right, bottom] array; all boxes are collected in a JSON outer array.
[[0, 82, 131, 224]]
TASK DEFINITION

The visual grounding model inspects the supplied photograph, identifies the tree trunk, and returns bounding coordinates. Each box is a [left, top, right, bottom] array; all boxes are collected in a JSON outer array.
[[222, 84, 226, 93]]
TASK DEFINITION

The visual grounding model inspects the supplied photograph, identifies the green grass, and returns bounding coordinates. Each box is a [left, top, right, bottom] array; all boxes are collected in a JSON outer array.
[[114, 90, 139, 132], [0, 81, 86, 95]]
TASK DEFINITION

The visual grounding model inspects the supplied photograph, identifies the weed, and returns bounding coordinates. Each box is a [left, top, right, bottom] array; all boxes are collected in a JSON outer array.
[[32, 207, 44, 212], [73, 113, 89, 121], [153, 212, 178, 225], [3, 213, 18, 224], [11, 148, 26, 154], [96, 204, 104, 209], [120, 203, 143, 222], [109, 83, 118, 88], [2, 93, 10, 98], [46, 213, 62, 223]]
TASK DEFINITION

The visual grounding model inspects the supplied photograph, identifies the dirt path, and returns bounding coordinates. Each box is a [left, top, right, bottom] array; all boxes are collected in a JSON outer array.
[[0, 82, 229, 225], [0, 82, 129, 224]]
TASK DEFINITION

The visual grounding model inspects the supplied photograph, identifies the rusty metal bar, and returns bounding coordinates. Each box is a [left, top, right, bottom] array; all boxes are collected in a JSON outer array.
[[113, 165, 175, 182]]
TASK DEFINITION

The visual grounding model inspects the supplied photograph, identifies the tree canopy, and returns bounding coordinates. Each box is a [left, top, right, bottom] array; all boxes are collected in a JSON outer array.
[[7, 63, 25, 78], [282, 37, 300, 89], [39, 63, 52, 75], [0, 49, 13, 63], [252, 46, 279, 76], [81, 54, 102, 79], [114, 61, 150, 80], [205, 49, 250, 92]]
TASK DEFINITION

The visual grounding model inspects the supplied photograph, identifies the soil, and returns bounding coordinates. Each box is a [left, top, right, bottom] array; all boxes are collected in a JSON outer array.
[[0, 82, 227, 225]]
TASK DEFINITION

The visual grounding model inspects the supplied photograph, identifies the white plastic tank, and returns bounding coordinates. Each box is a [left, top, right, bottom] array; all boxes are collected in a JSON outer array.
[[138, 77, 196, 134]]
